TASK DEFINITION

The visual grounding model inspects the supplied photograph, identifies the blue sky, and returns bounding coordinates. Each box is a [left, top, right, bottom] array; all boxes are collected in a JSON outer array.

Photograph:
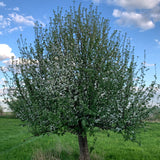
[[0, 0, 160, 109]]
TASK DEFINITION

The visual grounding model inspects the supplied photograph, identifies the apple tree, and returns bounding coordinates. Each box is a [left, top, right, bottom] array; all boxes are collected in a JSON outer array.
[[1, 3, 156, 160]]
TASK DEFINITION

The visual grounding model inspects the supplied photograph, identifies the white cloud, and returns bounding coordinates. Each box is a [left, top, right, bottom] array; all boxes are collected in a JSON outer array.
[[19, 26, 23, 31], [0, 17, 11, 29], [151, 13, 160, 21], [112, 9, 122, 17], [0, 44, 15, 61], [13, 7, 19, 11], [8, 26, 23, 33], [8, 13, 35, 26], [0, 6, 36, 33], [0, 13, 35, 33], [107, 0, 160, 9], [0, 1, 6, 7], [2, 58, 21, 67], [155, 39, 160, 45], [113, 9, 155, 30], [93, 0, 160, 31], [92, 0, 101, 3], [8, 27, 18, 33], [150, 6, 160, 22], [0, 15, 3, 21], [143, 62, 155, 67], [2, 59, 12, 65], [0, 15, 10, 29]]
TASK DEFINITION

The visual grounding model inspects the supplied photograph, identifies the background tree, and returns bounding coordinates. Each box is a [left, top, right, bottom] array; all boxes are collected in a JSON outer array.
[[0, 105, 3, 116], [1, 3, 156, 160]]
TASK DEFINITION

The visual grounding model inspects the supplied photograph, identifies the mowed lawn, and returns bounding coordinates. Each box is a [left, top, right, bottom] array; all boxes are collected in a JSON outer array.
[[0, 118, 160, 160]]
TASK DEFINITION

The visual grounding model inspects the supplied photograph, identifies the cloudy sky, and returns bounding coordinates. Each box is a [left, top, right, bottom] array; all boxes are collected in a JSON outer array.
[[0, 0, 160, 109]]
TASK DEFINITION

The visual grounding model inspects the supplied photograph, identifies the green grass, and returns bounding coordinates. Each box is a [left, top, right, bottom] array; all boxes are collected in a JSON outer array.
[[0, 118, 160, 160]]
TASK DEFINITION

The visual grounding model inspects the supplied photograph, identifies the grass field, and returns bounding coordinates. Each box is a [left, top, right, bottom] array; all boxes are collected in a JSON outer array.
[[0, 117, 160, 160]]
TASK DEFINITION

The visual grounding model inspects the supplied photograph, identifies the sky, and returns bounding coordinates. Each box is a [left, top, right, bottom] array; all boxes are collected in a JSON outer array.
[[0, 0, 160, 110]]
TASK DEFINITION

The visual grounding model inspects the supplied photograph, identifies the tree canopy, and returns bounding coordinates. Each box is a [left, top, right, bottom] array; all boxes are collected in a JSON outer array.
[[1, 3, 157, 160]]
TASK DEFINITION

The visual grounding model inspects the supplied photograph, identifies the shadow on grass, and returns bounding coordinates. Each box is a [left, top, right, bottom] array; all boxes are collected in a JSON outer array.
[[32, 143, 103, 160], [33, 148, 79, 160]]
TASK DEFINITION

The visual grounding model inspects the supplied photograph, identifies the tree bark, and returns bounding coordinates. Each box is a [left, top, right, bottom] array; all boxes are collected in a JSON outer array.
[[78, 134, 90, 160]]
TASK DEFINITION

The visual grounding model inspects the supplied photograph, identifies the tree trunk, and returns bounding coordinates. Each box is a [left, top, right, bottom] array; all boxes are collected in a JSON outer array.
[[78, 134, 90, 160]]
